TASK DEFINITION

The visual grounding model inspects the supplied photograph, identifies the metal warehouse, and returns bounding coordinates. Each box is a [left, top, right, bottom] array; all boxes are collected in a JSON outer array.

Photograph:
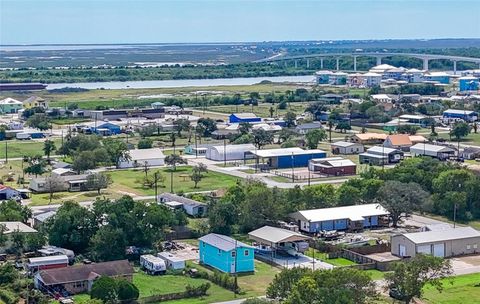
[[391, 226, 480, 258], [247, 147, 326, 169], [290, 203, 390, 233], [205, 143, 255, 161]]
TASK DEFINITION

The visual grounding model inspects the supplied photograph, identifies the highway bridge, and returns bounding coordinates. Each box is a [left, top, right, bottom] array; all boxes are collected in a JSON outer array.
[[254, 52, 480, 73]]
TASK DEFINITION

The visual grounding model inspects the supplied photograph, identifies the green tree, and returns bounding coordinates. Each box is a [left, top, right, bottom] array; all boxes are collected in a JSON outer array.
[[45, 201, 97, 253], [90, 226, 126, 261], [0, 200, 32, 222], [25, 231, 46, 251], [208, 200, 238, 235], [335, 121, 352, 133], [72, 151, 97, 173], [23, 156, 47, 177], [43, 140, 56, 162], [305, 129, 327, 149], [0, 263, 18, 285], [385, 255, 452, 304], [10, 229, 25, 255], [239, 122, 252, 135], [252, 129, 273, 149], [137, 138, 153, 149], [117, 279, 140, 303], [174, 118, 191, 136], [284, 111, 297, 128], [26, 113, 50, 130], [190, 170, 203, 188], [165, 154, 187, 171], [196, 118, 217, 137], [86, 173, 113, 194], [376, 180, 429, 227], [450, 122, 471, 141], [103, 138, 130, 168], [90, 276, 118, 303], [397, 125, 420, 135]]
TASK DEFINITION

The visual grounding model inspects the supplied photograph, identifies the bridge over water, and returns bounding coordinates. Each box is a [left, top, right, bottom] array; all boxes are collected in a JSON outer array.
[[254, 52, 480, 73]]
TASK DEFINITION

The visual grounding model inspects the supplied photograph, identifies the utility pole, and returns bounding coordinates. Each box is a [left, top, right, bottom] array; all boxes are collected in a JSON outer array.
[[170, 167, 174, 193], [5, 140, 7, 163], [453, 203, 457, 228], [234, 239, 238, 297], [154, 171, 158, 202], [194, 133, 198, 158]]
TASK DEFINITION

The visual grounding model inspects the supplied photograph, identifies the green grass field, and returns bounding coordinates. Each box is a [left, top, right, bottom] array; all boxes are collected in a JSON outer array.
[[0, 138, 62, 159], [133, 272, 213, 298], [304, 249, 358, 267], [202, 102, 309, 117], [108, 166, 239, 196], [422, 273, 480, 304]]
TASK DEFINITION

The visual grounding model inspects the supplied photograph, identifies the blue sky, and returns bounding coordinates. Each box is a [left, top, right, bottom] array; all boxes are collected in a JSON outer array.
[[0, 0, 479, 45]]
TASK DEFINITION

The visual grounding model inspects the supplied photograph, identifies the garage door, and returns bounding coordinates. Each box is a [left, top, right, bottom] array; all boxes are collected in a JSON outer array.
[[417, 244, 431, 255], [433, 243, 445, 257]]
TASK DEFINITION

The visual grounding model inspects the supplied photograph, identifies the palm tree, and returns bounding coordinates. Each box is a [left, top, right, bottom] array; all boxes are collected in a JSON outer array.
[[43, 140, 56, 163]]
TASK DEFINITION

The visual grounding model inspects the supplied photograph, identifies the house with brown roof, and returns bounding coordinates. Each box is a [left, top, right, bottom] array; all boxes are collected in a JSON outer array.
[[34, 260, 134, 295], [350, 133, 387, 145], [383, 134, 412, 151]]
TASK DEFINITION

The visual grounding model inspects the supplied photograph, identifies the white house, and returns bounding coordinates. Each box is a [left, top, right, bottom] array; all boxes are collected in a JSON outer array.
[[118, 148, 165, 169], [331, 141, 364, 154]]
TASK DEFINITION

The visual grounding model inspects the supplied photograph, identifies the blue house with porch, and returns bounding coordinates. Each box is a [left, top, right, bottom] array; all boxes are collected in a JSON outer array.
[[199, 233, 254, 274]]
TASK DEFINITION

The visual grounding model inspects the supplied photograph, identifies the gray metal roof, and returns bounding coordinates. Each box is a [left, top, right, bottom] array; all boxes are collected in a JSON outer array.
[[248, 225, 310, 244], [331, 141, 361, 148], [199, 233, 251, 251], [403, 227, 480, 244], [158, 193, 206, 207]]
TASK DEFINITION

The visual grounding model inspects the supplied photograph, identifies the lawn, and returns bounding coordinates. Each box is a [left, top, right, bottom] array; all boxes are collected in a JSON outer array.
[[304, 249, 357, 267], [133, 272, 213, 298], [108, 166, 239, 195], [203, 102, 309, 118], [0, 138, 62, 159], [422, 273, 480, 304], [28, 189, 124, 206]]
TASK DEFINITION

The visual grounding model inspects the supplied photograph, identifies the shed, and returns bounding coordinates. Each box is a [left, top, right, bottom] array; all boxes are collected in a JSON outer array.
[[391, 227, 480, 258], [206, 143, 255, 161], [294, 122, 322, 135], [157, 252, 186, 270], [118, 148, 165, 168], [308, 157, 356, 176], [410, 143, 456, 160], [462, 147, 480, 160], [33, 211, 56, 229], [199, 233, 254, 274], [229, 113, 261, 124], [331, 141, 364, 154], [290, 204, 389, 233], [247, 147, 326, 169]]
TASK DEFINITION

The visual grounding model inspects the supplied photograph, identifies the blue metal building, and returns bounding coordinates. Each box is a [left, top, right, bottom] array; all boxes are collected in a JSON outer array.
[[199, 233, 254, 274], [90, 122, 122, 135], [459, 76, 479, 91], [229, 113, 262, 124], [443, 109, 478, 123], [249, 147, 327, 169]]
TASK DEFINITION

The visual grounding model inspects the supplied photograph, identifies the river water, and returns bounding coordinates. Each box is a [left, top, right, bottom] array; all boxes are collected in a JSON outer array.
[[46, 75, 315, 90]]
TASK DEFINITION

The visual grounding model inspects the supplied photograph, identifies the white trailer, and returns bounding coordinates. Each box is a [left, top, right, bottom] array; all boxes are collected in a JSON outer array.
[[157, 252, 186, 270], [16, 133, 31, 140], [140, 254, 166, 275]]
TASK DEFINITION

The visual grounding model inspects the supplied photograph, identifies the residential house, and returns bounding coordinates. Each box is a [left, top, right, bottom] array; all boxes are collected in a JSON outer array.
[[359, 146, 404, 165], [383, 134, 413, 151], [350, 133, 388, 145], [0, 185, 21, 200], [0, 97, 23, 113], [33, 211, 56, 229], [23, 96, 48, 109], [0, 222, 37, 251], [34, 260, 134, 295], [462, 147, 480, 160], [290, 203, 390, 233], [51, 168, 76, 177], [158, 193, 208, 217], [118, 148, 165, 169], [29, 174, 90, 193], [308, 157, 357, 176], [199, 233, 254, 274], [294, 122, 323, 135], [331, 141, 364, 154], [391, 227, 480, 258]]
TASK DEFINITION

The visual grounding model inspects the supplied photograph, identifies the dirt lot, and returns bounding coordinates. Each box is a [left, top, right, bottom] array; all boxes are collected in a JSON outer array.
[[450, 255, 480, 275]]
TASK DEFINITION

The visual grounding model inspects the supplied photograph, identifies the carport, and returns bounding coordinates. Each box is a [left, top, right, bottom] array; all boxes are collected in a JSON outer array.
[[248, 225, 311, 257]]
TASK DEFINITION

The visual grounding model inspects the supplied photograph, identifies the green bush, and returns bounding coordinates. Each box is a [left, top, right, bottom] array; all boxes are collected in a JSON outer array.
[[0, 289, 19, 304], [185, 282, 210, 297], [117, 279, 139, 303], [90, 276, 117, 302]]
